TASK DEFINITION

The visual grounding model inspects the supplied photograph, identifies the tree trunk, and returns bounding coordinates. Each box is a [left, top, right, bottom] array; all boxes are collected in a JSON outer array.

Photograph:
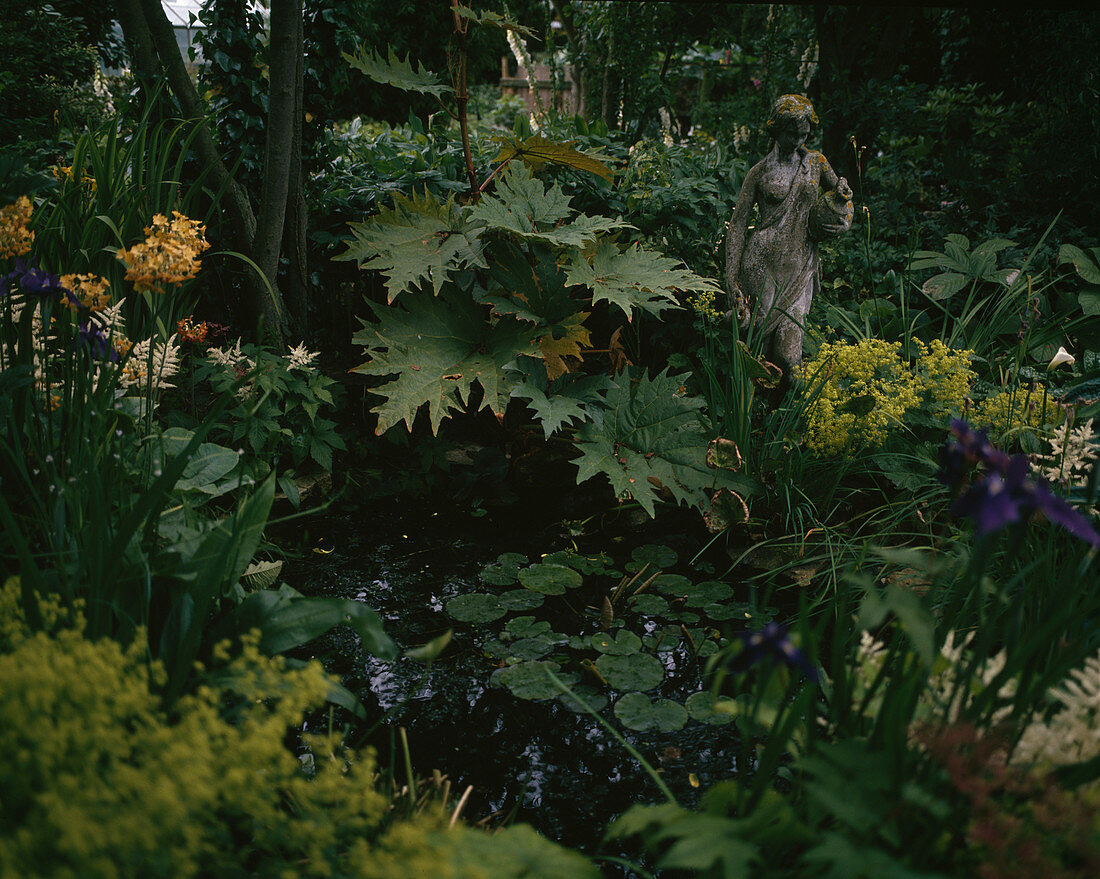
[[283, 4, 309, 336], [250, 0, 301, 343]]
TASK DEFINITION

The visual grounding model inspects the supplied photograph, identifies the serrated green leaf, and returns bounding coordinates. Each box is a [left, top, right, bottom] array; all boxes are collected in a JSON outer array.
[[573, 368, 756, 516], [352, 291, 539, 434], [490, 134, 614, 181], [343, 46, 452, 97], [470, 162, 625, 247], [507, 355, 613, 437], [337, 189, 483, 302], [454, 5, 537, 37], [566, 240, 716, 320]]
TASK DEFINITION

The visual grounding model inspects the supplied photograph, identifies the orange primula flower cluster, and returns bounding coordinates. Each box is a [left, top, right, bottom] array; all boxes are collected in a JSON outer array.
[[117, 211, 210, 293], [0, 197, 34, 259], [61, 273, 112, 312], [177, 315, 209, 344]]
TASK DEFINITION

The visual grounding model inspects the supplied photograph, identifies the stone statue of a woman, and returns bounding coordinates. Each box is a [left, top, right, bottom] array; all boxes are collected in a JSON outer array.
[[725, 94, 853, 381]]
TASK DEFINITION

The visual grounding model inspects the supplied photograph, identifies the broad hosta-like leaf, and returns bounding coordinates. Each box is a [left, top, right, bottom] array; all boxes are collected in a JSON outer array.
[[352, 291, 539, 434], [337, 189, 483, 302], [1059, 243, 1100, 285], [470, 161, 624, 247], [572, 368, 757, 516], [342, 46, 451, 97], [566, 240, 718, 320], [490, 133, 615, 181], [507, 354, 613, 437]]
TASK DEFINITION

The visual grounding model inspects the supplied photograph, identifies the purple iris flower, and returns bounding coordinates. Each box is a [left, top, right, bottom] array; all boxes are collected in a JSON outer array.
[[939, 420, 1099, 549], [727, 621, 819, 683], [8, 258, 62, 300], [76, 319, 118, 362]]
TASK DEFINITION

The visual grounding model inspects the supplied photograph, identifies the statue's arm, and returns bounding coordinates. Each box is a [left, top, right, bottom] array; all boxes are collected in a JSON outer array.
[[724, 165, 760, 301], [818, 153, 853, 200]]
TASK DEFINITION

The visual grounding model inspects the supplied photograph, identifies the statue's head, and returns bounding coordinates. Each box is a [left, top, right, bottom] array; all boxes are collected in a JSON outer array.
[[765, 94, 819, 141]]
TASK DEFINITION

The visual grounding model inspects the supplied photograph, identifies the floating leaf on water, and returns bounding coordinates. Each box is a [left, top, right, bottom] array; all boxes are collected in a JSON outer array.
[[492, 660, 571, 700], [706, 437, 743, 471], [503, 616, 553, 640], [595, 652, 664, 691], [628, 594, 669, 616], [685, 691, 737, 725], [652, 574, 692, 595], [541, 550, 613, 575], [481, 638, 509, 659], [557, 683, 609, 714], [682, 580, 734, 607], [628, 544, 679, 571], [498, 589, 545, 611], [480, 552, 529, 586], [614, 692, 688, 732], [506, 634, 564, 661], [702, 601, 749, 621], [446, 593, 506, 623], [642, 626, 682, 652], [590, 630, 642, 656], [518, 563, 583, 594], [568, 635, 591, 650], [696, 639, 719, 657]]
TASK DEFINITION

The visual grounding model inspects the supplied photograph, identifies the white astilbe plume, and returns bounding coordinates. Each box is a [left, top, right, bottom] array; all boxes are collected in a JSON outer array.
[[97, 297, 127, 336], [285, 342, 319, 372], [922, 631, 1016, 728], [206, 338, 252, 370], [1014, 651, 1100, 779], [1034, 417, 1097, 487], [121, 334, 181, 393]]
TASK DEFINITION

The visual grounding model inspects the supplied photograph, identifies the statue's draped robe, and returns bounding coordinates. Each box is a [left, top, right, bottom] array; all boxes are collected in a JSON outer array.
[[739, 149, 826, 368]]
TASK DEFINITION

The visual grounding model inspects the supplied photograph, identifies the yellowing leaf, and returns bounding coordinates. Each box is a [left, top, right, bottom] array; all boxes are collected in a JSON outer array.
[[491, 134, 616, 182], [538, 312, 591, 379]]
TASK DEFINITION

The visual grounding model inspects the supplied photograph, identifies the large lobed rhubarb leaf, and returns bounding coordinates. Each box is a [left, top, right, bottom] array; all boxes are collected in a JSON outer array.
[[572, 368, 757, 515], [343, 46, 452, 98], [470, 162, 625, 248], [352, 291, 539, 434], [336, 189, 483, 302], [566, 240, 721, 320]]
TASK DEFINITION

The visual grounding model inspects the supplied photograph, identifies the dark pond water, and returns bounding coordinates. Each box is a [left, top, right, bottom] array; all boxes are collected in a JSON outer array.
[[277, 472, 752, 863]]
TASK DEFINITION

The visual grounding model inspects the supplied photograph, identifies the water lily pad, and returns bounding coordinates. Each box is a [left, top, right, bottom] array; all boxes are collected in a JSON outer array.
[[506, 634, 563, 661], [628, 544, 679, 572], [446, 593, 506, 623], [499, 589, 545, 611], [541, 550, 613, 575], [595, 652, 664, 691], [481, 638, 509, 659], [628, 594, 669, 616], [696, 639, 719, 658], [642, 626, 683, 652], [480, 552, 529, 585], [503, 616, 552, 640], [590, 630, 642, 655], [568, 635, 591, 650], [682, 580, 734, 607], [614, 692, 687, 732], [703, 602, 749, 621], [557, 684, 609, 714], [652, 574, 692, 595], [492, 660, 571, 701], [685, 691, 737, 725], [518, 563, 583, 595]]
